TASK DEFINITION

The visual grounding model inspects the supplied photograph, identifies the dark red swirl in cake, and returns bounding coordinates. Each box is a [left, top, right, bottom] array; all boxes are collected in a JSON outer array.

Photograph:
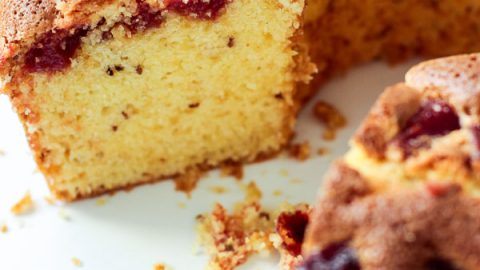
[[23, 0, 230, 73]]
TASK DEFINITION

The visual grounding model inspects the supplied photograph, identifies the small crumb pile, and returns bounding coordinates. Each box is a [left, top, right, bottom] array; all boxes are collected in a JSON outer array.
[[196, 182, 310, 270], [11, 192, 34, 215], [313, 100, 347, 141]]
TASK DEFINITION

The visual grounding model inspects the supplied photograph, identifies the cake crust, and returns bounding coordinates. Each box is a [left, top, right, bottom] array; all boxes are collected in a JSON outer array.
[[303, 54, 480, 270], [303, 161, 480, 270], [0, 0, 122, 75]]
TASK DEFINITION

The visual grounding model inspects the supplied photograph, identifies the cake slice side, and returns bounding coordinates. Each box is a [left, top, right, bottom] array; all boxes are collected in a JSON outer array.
[[0, 0, 313, 200]]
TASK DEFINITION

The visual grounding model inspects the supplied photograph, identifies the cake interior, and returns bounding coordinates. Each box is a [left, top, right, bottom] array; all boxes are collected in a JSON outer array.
[[10, 0, 305, 199]]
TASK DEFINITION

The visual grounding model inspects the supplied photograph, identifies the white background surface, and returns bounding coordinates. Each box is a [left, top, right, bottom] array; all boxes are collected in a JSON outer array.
[[0, 59, 420, 270]]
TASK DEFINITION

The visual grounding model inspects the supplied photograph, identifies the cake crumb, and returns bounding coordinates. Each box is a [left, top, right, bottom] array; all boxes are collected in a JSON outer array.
[[71, 257, 82, 267], [154, 263, 165, 270], [177, 202, 186, 209], [196, 182, 311, 270], [317, 147, 330, 156], [279, 169, 289, 177], [288, 142, 311, 161], [11, 192, 34, 215], [1, 224, 8, 233], [289, 178, 303, 185], [313, 100, 347, 141], [209, 186, 228, 195], [243, 182, 262, 202], [273, 190, 283, 197], [220, 163, 244, 180], [96, 198, 107, 206], [44, 195, 56, 205], [174, 168, 204, 198]]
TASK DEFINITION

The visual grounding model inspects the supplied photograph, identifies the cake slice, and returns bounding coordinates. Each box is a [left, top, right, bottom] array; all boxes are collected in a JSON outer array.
[[302, 54, 480, 269], [0, 0, 313, 200]]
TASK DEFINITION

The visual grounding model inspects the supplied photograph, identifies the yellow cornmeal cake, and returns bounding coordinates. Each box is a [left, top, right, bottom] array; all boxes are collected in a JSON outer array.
[[3, 0, 480, 201], [0, 0, 312, 200], [302, 54, 480, 269]]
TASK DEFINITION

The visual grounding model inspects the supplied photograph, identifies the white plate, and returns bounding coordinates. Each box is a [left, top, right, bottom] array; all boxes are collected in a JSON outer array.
[[0, 59, 421, 270]]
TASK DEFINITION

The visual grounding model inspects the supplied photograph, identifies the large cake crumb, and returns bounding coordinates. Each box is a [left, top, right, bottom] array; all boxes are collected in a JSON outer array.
[[313, 100, 347, 141], [220, 163, 244, 180], [11, 192, 34, 215], [288, 142, 311, 161], [196, 182, 310, 270], [174, 168, 205, 198]]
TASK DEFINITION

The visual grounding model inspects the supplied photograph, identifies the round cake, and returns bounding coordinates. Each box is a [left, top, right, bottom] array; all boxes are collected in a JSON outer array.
[[303, 54, 480, 270]]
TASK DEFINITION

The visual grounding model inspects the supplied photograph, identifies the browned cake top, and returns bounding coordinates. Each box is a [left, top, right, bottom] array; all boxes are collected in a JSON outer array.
[[0, 0, 232, 76], [352, 54, 480, 184], [302, 161, 480, 270]]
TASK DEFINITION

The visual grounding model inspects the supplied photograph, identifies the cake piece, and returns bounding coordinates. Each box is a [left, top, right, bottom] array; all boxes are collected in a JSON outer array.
[[298, 0, 480, 100], [0, 0, 313, 200], [302, 54, 480, 270]]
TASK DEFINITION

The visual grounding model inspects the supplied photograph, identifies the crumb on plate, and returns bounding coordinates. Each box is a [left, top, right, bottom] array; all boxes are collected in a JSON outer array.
[[279, 169, 289, 177], [174, 168, 205, 198], [288, 142, 311, 161], [96, 198, 107, 206], [220, 163, 244, 180], [11, 192, 34, 215], [196, 181, 311, 270], [71, 257, 82, 267], [177, 202, 186, 209], [44, 195, 57, 205], [154, 263, 165, 270], [209, 186, 228, 195], [313, 100, 347, 141], [273, 190, 283, 197], [316, 147, 330, 156]]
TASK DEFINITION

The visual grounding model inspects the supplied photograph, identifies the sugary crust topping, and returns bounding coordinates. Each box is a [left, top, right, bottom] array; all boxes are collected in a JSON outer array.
[[352, 54, 480, 185], [304, 161, 480, 270], [353, 83, 421, 159], [406, 53, 480, 122], [0, 0, 122, 75]]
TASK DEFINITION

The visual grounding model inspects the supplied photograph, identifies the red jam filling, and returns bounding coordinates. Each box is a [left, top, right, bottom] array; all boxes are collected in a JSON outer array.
[[23, 0, 229, 73], [276, 210, 309, 257], [24, 28, 89, 73], [425, 258, 459, 270], [395, 100, 460, 155], [168, 0, 228, 19], [298, 242, 360, 270], [126, 0, 165, 33]]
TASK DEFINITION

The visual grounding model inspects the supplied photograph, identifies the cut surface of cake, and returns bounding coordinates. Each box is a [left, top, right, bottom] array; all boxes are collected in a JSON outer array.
[[4, 0, 480, 201], [0, 0, 312, 200], [302, 54, 480, 270]]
